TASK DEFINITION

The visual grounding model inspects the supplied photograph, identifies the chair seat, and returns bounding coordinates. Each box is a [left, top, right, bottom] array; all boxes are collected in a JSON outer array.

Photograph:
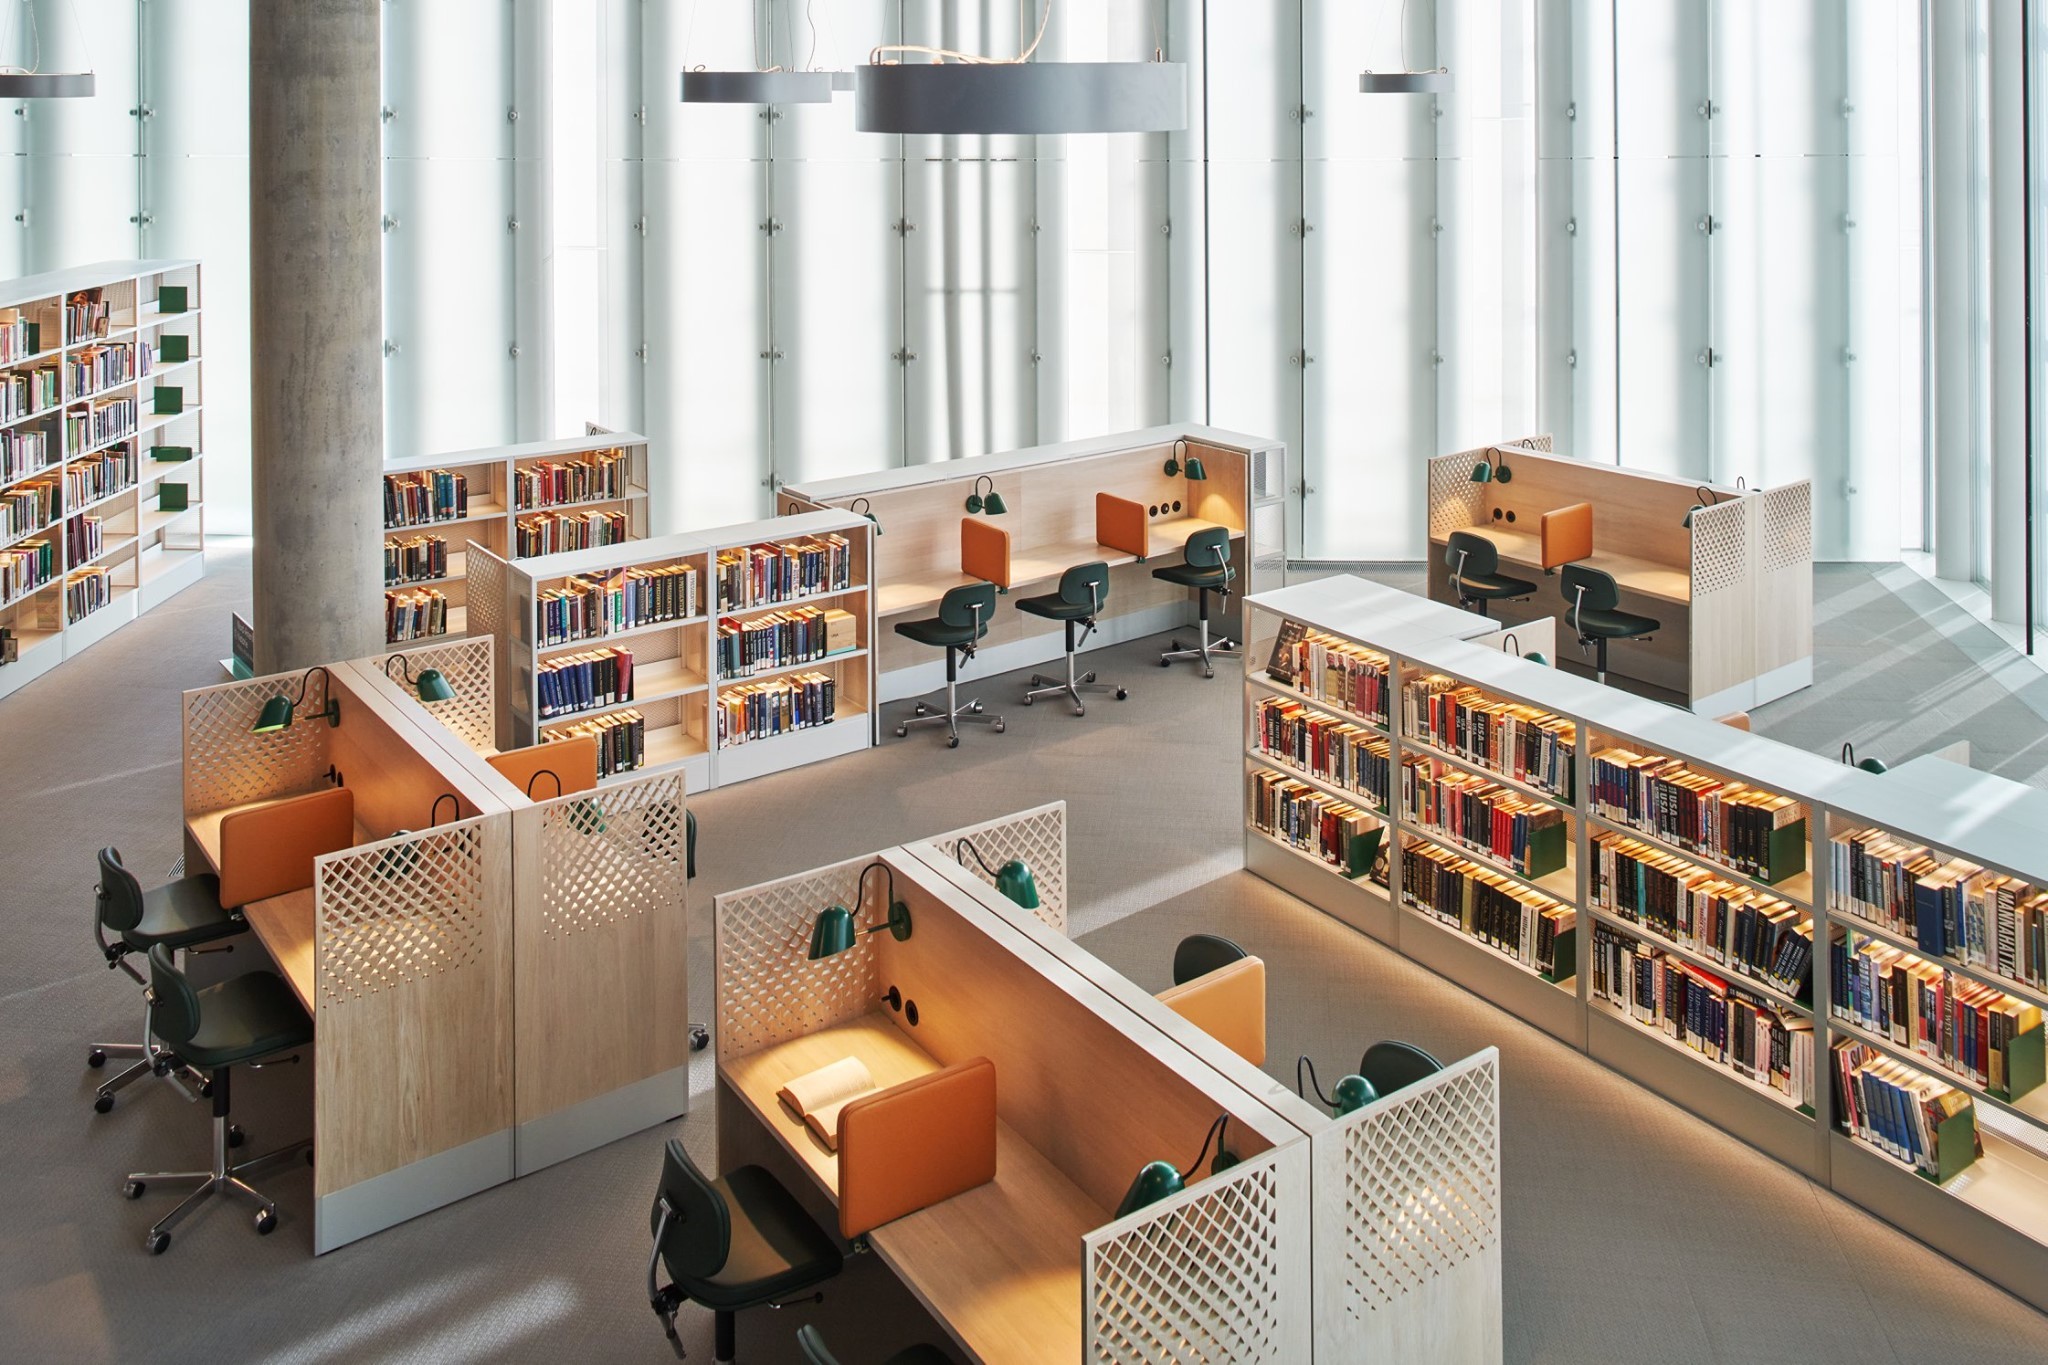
[[122, 873, 243, 953], [1013, 590, 1093, 622], [893, 616, 987, 649], [1456, 572, 1537, 600], [1151, 563, 1229, 589], [676, 1165, 843, 1311], [169, 971, 313, 1069], [1575, 607, 1659, 640]]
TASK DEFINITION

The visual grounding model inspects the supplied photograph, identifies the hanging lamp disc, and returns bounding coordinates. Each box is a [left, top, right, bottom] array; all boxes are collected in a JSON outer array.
[[681, 70, 838, 104], [1359, 70, 1452, 95], [856, 61, 1188, 135], [0, 72, 94, 98]]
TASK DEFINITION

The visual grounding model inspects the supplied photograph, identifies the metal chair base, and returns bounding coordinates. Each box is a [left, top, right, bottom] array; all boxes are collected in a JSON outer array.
[[896, 644, 1004, 747], [124, 1066, 306, 1253], [1160, 618, 1240, 679], [1024, 618, 1126, 714], [1577, 632, 1653, 686]]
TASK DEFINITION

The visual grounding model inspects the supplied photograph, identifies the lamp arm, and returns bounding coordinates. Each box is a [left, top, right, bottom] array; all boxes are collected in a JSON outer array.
[[955, 836, 998, 879], [855, 860, 898, 929], [1296, 1055, 1333, 1108], [1181, 1113, 1231, 1181], [526, 768, 565, 800], [430, 793, 460, 827], [384, 653, 412, 685], [1501, 632, 1520, 657]]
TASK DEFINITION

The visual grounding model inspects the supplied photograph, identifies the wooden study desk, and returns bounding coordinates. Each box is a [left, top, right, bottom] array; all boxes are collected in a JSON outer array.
[[1428, 524, 1692, 604]]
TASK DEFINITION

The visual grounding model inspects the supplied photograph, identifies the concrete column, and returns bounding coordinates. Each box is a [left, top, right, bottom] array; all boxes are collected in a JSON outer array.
[[1929, 0, 1979, 581], [249, 0, 386, 672], [1990, 0, 2028, 623]]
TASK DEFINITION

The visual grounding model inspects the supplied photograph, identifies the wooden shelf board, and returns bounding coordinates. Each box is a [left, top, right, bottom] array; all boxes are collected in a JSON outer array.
[[0, 516, 60, 555], [133, 303, 201, 331], [1400, 732, 1575, 807], [139, 502, 201, 538], [1587, 811, 1814, 907], [71, 534, 138, 571], [538, 657, 709, 726], [1834, 1127, 2048, 1246], [0, 574, 61, 608], [1431, 525, 1692, 604], [0, 400, 63, 435], [511, 489, 649, 518], [0, 458, 62, 493], [718, 582, 869, 617], [71, 424, 140, 462], [1246, 821, 1386, 889], [717, 647, 868, 688], [1830, 1015, 2048, 1131], [537, 612, 709, 655], [1588, 906, 1811, 1013], [0, 344, 64, 371], [1245, 747, 1388, 815], [382, 501, 507, 535], [386, 549, 469, 591], [137, 545, 202, 584], [136, 404, 200, 438], [718, 702, 868, 753], [136, 452, 202, 485], [66, 480, 139, 518]]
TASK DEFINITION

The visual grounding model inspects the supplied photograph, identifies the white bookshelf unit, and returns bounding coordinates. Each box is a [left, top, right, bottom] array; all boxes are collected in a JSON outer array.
[[0, 260, 206, 701], [471, 509, 876, 792], [381, 433, 650, 647], [1243, 575, 2048, 1313]]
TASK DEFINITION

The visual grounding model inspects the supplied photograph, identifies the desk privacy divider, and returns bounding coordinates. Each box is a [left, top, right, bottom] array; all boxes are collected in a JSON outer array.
[[917, 800, 1070, 933]]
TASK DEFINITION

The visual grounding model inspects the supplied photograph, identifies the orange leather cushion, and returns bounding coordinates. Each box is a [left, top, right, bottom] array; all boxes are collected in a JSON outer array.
[[961, 518, 1012, 590], [837, 1056, 998, 1240], [1095, 493, 1148, 560], [217, 787, 356, 908], [1540, 502, 1593, 570], [488, 735, 599, 800], [1155, 956, 1267, 1067], [1716, 711, 1752, 732]]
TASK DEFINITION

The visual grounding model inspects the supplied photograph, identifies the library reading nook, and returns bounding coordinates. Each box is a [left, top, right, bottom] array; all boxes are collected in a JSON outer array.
[[11, 5, 2048, 1363]]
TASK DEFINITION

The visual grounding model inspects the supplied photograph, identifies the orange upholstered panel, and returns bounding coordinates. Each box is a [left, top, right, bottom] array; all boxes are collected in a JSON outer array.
[[1716, 711, 1753, 732], [217, 788, 357, 909], [488, 735, 599, 800], [1095, 493, 1149, 560], [960, 518, 1012, 590], [837, 1056, 999, 1240], [1540, 501, 1594, 570], [1154, 956, 1267, 1067]]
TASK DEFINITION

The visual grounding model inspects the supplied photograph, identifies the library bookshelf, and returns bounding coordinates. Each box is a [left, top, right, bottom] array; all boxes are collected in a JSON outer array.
[[1244, 576, 2048, 1312], [381, 433, 650, 647], [470, 509, 876, 793], [0, 260, 206, 701]]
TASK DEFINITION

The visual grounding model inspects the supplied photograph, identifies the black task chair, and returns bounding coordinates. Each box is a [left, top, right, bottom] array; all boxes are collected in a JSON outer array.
[[797, 1325, 953, 1365], [649, 1137, 843, 1363], [1357, 1041, 1444, 1098], [88, 847, 247, 1115], [1443, 531, 1537, 618], [1154, 526, 1239, 677], [893, 582, 1004, 748], [1018, 561, 1127, 714], [122, 945, 313, 1254], [1172, 933, 1250, 987], [1560, 563, 1659, 684]]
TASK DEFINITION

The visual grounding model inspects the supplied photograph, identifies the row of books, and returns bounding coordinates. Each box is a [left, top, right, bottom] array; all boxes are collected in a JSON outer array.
[[1402, 839, 1577, 980], [548, 709, 644, 778], [384, 534, 449, 585], [1593, 924, 1815, 1107], [1399, 676, 1577, 800], [67, 291, 110, 343], [1400, 766, 1569, 881], [715, 535, 854, 611], [1833, 1040, 1980, 1183], [385, 587, 449, 643], [1590, 830, 1814, 999], [0, 477, 57, 544], [64, 448, 135, 509], [383, 469, 471, 528], [1589, 747, 1807, 884], [1, 365, 58, 423], [1250, 695, 1402, 808], [510, 451, 630, 511], [513, 508, 631, 559], [716, 606, 846, 679], [65, 396, 136, 453], [0, 537, 54, 602], [0, 428, 51, 483], [538, 647, 634, 719], [67, 341, 144, 398], [1829, 933, 2046, 1100], [1267, 627, 1392, 726], [65, 565, 110, 623], [717, 672, 836, 748], [1828, 828, 2048, 986], [66, 513, 102, 568], [1247, 768, 1384, 880], [0, 314, 39, 363], [536, 564, 702, 646]]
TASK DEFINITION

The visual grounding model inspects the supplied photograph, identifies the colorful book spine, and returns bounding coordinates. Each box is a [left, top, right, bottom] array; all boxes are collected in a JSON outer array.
[[536, 647, 635, 720], [716, 605, 832, 678], [1398, 675, 1577, 800], [717, 671, 837, 748], [1402, 838, 1577, 979], [547, 709, 646, 777], [384, 587, 449, 643], [1248, 768, 1385, 879]]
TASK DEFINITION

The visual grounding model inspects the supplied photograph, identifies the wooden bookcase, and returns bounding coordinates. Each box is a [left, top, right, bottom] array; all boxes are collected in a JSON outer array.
[[471, 508, 875, 792], [380, 433, 651, 646], [1243, 575, 2048, 1313], [0, 260, 205, 701]]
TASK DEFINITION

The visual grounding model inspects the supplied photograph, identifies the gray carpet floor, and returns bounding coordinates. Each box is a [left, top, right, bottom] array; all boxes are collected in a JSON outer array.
[[4, 550, 2048, 1362]]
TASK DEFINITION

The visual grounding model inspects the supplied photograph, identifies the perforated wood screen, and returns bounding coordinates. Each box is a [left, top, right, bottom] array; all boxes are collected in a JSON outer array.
[[922, 803, 1069, 933], [314, 818, 501, 1006], [1427, 454, 1487, 539], [714, 854, 884, 1062], [183, 670, 337, 814], [1688, 497, 1749, 599], [533, 769, 685, 938], [373, 636, 496, 754], [1758, 481, 1812, 573], [464, 539, 508, 643]]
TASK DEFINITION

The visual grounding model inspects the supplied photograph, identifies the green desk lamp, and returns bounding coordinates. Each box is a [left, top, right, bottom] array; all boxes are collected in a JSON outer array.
[[850, 496, 882, 535], [955, 836, 1039, 911], [527, 769, 608, 833], [251, 666, 341, 733], [808, 861, 914, 960], [1117, 1114, 1236, 1218], [1469, 449, 1512, 485], [1298, 1055, 1379, 1117], [375, 794, 460, 879], [385, 651, 457, 702], [1500, 632, 1549, 669], [1163, 438, 1208, 481], [964, 475, 1008, 516], [1841, 742, 1889, 775], [1681, 485, 1718, 529]]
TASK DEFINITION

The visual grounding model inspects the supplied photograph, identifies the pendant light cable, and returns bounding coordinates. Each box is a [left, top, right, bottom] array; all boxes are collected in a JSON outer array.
[[872, 0, 1055, 67]]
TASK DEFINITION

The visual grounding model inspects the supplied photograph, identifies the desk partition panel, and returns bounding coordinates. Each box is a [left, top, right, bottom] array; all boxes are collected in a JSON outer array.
[[715, 853, 882, 1064], [369, 635, 499, 754], [182, 668, 337, 827], [919, 800, 1070, 934]]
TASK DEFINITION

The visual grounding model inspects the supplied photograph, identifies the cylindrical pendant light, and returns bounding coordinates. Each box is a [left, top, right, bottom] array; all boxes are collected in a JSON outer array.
[[854, 60, 1187, 135], [680, 69, 853, 105], [1358, 69, 1451, 95], [0, 72, 91, 98]]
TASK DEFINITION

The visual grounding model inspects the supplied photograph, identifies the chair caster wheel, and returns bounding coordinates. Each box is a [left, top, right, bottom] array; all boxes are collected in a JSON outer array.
[[1115, 689, 1129, 700], [197, 1080, 213, 1099], [1202, 668, 1215, 679], [993, 720, 1006, 733], [254, 1209, 277, 1236], [1073, 705, 1085, 716], [94, 1093, 114, 1115], [895, 726, 908, 738], [914, 703, 930, 716], [947, 736, 959, 749], [124, 1180, 146, 1200], [1022, 695, 1033, 705], [1159, 658, 1172, 668], [146, 1231, 170, 1255], [969, 702, 983, 714], [689, 1025, 710, 1052], [88, 1048, 107, 1069], [228, 1124, 246, 1149]]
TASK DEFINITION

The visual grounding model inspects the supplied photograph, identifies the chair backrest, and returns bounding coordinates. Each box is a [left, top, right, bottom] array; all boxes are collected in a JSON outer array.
[[650, 1137, 731, 1283], [1560, 562, 1620, 620], [794, 1327, 841, 1365], [1185, 526, 1234, 579], [937, 581, 998, 631], [96, 848, 145, 934], [1444, 530, 1499, 577], [145, 944, 203, 1050], [1173, 932, 1250, 986], [1059, 561, 1110, 614], [1357, 1040, 1444, 1097]]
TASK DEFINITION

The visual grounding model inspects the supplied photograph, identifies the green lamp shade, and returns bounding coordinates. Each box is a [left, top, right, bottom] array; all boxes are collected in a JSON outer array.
[[982, 491, 1009, 515], [1857, 757, 1890, 775], [1683, 505, 1702, 529], [251, 694, 295, 734], [996, 859, 1040, 910], [414, 667, 456, 703], [1525, 652, 1550, 668], [1116, 1159, 1185, 1218], [808, 905, 857, 960], [1469, 461, 1493, 484], [1331, 1074, 1378, 1116], [1182, 455, 1207, 481], [864, 512, 882, 535]]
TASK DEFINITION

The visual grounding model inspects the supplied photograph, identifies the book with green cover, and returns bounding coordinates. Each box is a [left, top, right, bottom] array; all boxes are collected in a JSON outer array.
[[153, 386, 182, 416], [158, 483, 188, 513], [149, 445, 192, 463], [159, 334, 189, 364], [158, 285, 188, 314]]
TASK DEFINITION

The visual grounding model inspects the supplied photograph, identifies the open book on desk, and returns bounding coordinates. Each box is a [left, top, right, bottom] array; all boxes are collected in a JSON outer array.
[[777, 1055, 879, 1151]]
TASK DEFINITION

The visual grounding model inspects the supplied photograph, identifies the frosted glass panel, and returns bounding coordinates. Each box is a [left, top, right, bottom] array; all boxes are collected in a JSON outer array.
[[1614, 157, 1708, 475], [1206, 159, 1302, 493]]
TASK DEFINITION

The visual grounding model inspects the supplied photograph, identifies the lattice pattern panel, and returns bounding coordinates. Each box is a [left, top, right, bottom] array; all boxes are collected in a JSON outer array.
[[536, 770, 685, 938], [376, 636, 497, 754], [1334, 1052, 1500, 1318], [925, 803, 1068, 933], [1427, 455, 1487, 538], [464, 539, 508, 644], [316, 818, 497, 1007], [1758, 481, 1812, 573], [1513, 432, 1554, 453], [183, 672, 335, 813], [1086, 1153, 1292, 1364], [1688, 498, 1748, 598], [715, 854, 882, 1061]]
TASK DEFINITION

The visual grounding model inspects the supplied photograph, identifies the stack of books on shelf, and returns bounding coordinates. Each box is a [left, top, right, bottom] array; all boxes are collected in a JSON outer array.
[[1, 365, 58, 421], [1591, 830, 1813, 997], [1830, 829, 2048, 985], [1590, 748, 1807, 883], [549, 709, 645, 777], [618, 563, 699, 628], [1828, 933, 2046, 1101], [1400, 675, 1576, 799], [67, 341, 139, 396], [1, 537, 54, 601], [1592, 923, 1814, 1103], [515, 508, 631, 558], [1248, 768, 1384, 879], [718, 671, 836, 748], [65, 514, 103, 567], [65, 565, 110, 622], [65, 290, 109, 341], [1400, 766, 1569, 880], [383, 469, 470, 527], [1266, 625, 1392, 726], [0, 429, 51, 483], [1833, 1040, 1981, 1183], [385, 587, 448, 642], [715, 535, 853, 611], [1251, 694, 1403, 808], [1, 477, 58, 542], [1403, 840, 1576, 979], [511, 450, 628, 510], [64, 448, 134, 507], [537, 575, 608, 646], [716, 605, 837, 679], [66, 396, 136, 451], [384, 534, 448, 585], [0, 315, 35, 362], [537, 647, 633, 719]]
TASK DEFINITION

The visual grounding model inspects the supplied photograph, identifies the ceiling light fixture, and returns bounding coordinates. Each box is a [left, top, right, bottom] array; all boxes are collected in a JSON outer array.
[[1359, 0, 1451, 95], [0, 1, 94, 98], [679, 0, 852, 106]]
